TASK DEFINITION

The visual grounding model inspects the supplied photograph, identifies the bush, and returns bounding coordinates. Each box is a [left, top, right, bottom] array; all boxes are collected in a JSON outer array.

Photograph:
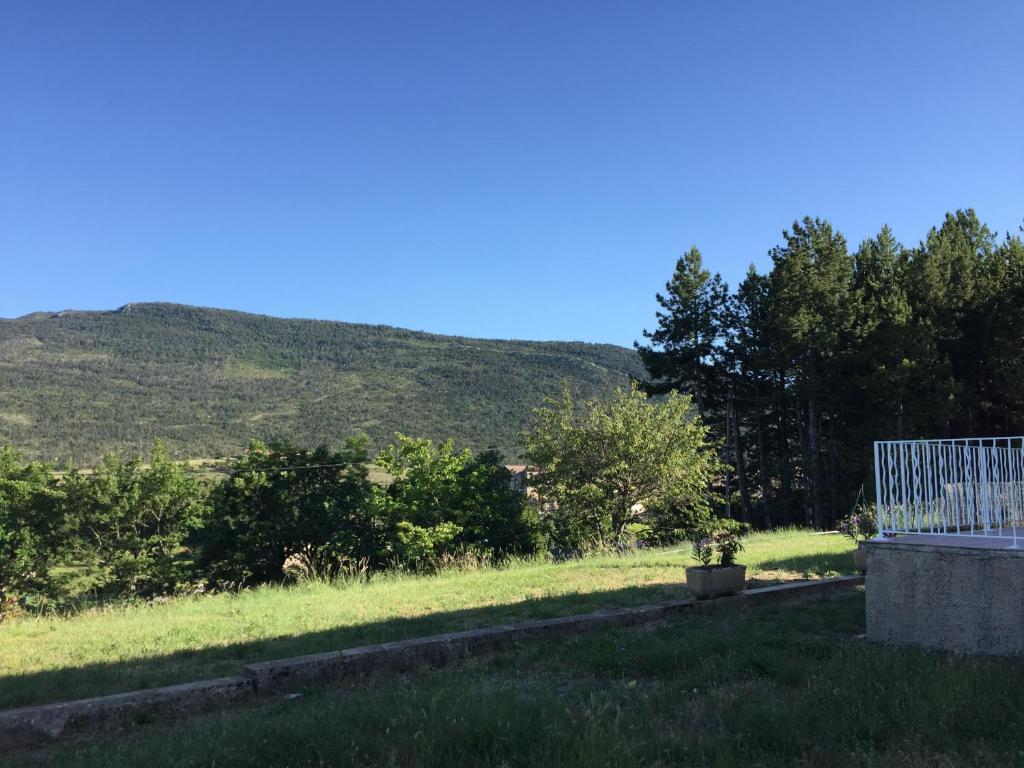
[[639, 499, 713, 547], [393, 521, 463, 571], [199, 438, 381, 586], [63, 441, 209, 596], [836, 504, 878, 543], [0, 431, 546, 604], [375, 436, 538, 564], [0, 447, 65, 613]]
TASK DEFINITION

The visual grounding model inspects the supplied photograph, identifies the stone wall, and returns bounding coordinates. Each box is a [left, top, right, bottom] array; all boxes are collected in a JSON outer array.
[[864, 539, 1024, 655]]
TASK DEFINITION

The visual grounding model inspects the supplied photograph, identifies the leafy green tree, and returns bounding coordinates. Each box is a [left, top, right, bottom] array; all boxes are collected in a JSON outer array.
[[200, 438, 379, 585], [0, 447, 64, 612], [375, 436, 538, 564], [523, 385, 720, 548], [64, 441, 209, 596]]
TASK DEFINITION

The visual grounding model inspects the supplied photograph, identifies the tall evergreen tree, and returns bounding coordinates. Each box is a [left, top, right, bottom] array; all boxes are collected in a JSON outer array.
[[767, 217, 858, 527], [639, 210, 1024, 531], [987, 232, 1024, 432], [907, 209, 998, 434], [725, 266, 780, 524], [636, 247, 729, 418]]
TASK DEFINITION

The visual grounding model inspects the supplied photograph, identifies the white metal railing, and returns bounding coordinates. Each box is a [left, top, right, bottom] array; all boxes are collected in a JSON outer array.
[[873, 437, 1024, 547]]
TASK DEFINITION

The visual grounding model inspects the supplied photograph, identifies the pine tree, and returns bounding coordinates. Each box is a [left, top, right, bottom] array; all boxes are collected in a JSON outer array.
[[636, 247, 729, 419]]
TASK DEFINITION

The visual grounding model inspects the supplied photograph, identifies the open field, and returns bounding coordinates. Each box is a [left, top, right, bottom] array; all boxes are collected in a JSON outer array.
[[0, 530, 853, 710], [12, 590, 1024, 768]]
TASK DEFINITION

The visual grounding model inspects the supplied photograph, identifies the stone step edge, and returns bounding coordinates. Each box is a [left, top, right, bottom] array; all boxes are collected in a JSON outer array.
[[0, 574, 863, 751]]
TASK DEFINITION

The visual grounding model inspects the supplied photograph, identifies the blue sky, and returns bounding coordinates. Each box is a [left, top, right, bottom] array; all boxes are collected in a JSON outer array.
[[2, 2, 1021, 347]]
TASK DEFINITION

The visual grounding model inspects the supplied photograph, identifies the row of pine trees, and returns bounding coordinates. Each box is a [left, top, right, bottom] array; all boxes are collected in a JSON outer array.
[[637, 209, 1024, 529]]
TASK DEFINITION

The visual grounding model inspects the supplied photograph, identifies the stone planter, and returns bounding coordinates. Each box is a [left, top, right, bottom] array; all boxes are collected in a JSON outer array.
[[685, 564, 746, 599], [853, 547, 867, 573]]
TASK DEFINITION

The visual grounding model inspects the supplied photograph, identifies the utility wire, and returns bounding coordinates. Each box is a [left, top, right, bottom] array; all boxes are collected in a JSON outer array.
[[201, 462, 366, 476]]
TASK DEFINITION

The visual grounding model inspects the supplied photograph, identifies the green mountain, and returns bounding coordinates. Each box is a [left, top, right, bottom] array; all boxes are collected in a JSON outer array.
[[0, 303, 643, 464]]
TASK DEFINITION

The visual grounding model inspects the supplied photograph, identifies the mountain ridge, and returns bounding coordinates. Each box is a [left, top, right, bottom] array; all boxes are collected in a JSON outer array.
[[9, 303, 624, 347]]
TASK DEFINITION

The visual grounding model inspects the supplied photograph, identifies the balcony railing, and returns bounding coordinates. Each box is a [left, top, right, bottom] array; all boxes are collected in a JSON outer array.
[[873, 437, 1024, 547]]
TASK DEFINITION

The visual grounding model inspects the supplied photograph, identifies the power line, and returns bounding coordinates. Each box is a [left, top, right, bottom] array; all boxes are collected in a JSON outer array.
[[208, 462, 366, 476]]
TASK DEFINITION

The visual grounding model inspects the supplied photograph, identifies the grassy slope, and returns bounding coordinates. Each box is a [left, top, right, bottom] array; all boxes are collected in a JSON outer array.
[[0, 531, 853, 710], [0, 303, 644, 463], [14, 591, 1024, 768]]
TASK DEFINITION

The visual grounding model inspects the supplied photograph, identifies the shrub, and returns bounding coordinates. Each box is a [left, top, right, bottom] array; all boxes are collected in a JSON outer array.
[[393, 521, 463, 571], [0, 447, 65, 613], [640, 500, 713, 547], [837, 504, 878, 543], [690, 517, 746, 568], [375, 436, 538, 561], [63, 441, 209, 596], [199, 438, 381, 586]]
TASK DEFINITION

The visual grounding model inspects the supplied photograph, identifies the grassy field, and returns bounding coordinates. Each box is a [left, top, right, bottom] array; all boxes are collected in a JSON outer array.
[[12, 590, 1024, 768], [0, 530, 853, 710]]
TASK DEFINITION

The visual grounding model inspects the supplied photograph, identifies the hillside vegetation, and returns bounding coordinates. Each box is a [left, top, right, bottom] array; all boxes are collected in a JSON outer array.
[[0, 303, 643, 463]]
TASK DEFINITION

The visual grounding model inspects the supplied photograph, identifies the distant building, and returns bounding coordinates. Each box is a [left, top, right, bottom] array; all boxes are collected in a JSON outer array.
[[505, 464, 529, 492]]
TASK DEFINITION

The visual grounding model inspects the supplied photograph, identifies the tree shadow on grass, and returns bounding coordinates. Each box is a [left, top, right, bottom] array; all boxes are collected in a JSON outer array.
[[0, 582, 698, 712], [0, 555, 860, 713]]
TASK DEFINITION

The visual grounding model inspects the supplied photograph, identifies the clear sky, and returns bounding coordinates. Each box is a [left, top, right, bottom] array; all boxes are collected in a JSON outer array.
[[2, 2, 1021, 346]]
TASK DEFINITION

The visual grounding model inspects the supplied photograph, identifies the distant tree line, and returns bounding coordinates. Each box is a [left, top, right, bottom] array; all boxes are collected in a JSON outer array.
[[0, 387, 719, 613], [638, 209, 1024, 529]]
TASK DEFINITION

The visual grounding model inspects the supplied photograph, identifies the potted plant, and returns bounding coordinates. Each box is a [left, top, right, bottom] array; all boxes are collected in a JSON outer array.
[[837, 504, 877, 572], [685, 519, 747, 599]]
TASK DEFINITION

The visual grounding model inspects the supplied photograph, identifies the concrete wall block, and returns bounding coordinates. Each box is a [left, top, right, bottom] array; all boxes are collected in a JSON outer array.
[[864, 540, 1024, 656], [244, 651, 345, 691], [0, 676, 255, 751]]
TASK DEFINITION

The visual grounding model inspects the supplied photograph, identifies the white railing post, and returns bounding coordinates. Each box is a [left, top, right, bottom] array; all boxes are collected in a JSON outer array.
[[874, 441, 885, 538]]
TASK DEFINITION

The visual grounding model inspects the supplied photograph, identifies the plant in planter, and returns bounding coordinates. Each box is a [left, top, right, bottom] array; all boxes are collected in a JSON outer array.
[[837, 504, 877, 572], [685, 519, 747, 599]]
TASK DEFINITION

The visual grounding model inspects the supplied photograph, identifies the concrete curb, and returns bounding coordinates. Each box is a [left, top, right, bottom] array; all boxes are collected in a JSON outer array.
[[0, 574, 863, 751]]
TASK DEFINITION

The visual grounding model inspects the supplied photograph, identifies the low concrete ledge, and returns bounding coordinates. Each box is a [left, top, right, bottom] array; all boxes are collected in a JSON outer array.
[[862, 537, 1024, 558], [241, 601, 703, 691], [0, 574, 863, 751], [0, 675, 255, 751], [745, 575, 864, 604]]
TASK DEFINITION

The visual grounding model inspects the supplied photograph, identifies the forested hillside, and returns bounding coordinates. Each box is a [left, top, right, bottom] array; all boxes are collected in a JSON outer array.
[[0, 304, 643, 463]]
